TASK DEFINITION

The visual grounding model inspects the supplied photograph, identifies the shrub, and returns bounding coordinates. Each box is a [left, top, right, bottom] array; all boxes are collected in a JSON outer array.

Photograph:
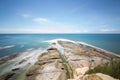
[[86, 58, 120, 79]]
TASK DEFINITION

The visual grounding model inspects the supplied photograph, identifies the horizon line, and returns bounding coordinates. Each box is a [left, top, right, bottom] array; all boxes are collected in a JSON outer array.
[[0, 33, 120, 34]]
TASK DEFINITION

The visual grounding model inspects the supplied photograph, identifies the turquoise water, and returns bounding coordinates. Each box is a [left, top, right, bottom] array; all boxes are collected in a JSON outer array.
[[0, 34, 120, 57]]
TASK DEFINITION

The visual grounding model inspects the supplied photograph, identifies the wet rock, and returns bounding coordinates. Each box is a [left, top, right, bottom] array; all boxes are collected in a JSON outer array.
[[47, 47, 57, 50], [0, 54, 19, 65], [0, 72, 15, 80], [12, 68, 20, 71], [18, 59, 27, 64], [52, 42, 56, 45]]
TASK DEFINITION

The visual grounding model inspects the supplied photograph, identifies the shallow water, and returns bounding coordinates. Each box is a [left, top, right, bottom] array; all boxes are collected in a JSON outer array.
[[0, 34, 120, 58]]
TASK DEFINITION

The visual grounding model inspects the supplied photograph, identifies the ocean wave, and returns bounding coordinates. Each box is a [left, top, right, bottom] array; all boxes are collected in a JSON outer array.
[[43, 38, 76, 43], [0, 45, 15, 50], [27, 48, 34, 51]]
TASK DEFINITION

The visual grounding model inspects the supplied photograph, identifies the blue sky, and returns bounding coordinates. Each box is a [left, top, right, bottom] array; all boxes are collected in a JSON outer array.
[[0, 0, 120, 33]]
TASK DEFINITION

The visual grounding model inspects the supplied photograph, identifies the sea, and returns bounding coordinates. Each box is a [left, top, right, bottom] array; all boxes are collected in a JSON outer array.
[[0, 34, 120, 58]]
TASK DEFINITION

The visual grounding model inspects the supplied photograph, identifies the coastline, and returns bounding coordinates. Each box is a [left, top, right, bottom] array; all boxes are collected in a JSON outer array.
[[0, 48, 43, 80], [26, 39, 119, 80], [0, 39, 120, 80], [77, 41, 120, 58]]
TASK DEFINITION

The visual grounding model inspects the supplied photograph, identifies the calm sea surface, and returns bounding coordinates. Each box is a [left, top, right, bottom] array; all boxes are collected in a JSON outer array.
[[0, 34, 120, 58]]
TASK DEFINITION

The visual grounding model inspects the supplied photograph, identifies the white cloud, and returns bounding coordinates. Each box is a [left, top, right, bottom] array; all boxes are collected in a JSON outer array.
[[0, 27, 89, 33], [21, 14, 31, 18], [19, 13, 49, 23], [33, 17, 49, 24], [100, 28, 120, 33]]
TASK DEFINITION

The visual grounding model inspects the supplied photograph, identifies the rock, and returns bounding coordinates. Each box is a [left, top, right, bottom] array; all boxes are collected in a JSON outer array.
[[52, 42, 56, 45], [25, 41, 120, 80], [80, 74, 103, 80], [18, 59, 27, 64], [26, 65, 40, 76], [59, 41, 86, 53], [74, 67, 89, 78], [26, 48, 67, 80], [1, 40, 119, 80], [96, 73, 118, 80], [12, 68, 20, 71], [79, 73, 118, 80], [47, 47, 57, 50], [0, 54, 19, 65], [57, 41, 119, 80], [0, 72, 15, 80], [26, 73, 33, 77]]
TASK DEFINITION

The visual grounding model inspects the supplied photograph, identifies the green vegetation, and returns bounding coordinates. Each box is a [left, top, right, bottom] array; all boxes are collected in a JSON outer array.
[[60, 55, 73, 79], [86, 58, 120, 79]]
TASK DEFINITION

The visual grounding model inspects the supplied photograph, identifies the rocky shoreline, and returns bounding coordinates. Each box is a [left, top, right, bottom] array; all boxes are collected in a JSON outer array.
[[0, 39, 120, 80], [0, 48, 42, 80], [26, 47, 67, 80], [0, 53, 20, 65], [26, 40, 120, 80]]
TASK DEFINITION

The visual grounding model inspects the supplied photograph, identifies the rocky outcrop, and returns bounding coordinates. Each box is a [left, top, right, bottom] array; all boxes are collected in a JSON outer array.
[[26, 40, 119, 80], [74, 73, 118, 80], [58, 41, 112, 79], [0, 49, 42, 80], [26, 48, 67, 80], [26, 41, 119, 80], [0, 72, 15, 80], [1, 40, 118, 80], [0, 54, 19, 65], [96, 73, 118, 80]]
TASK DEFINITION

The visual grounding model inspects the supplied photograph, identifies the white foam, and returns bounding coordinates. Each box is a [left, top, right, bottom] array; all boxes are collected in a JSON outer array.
[[44, 38, 76, 44], [0, 45, 15, 50], [27, 48, 34, 51], [4, 48, 43, 71], [0, 47, 47, 76], [45, 39, 69, 55]]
